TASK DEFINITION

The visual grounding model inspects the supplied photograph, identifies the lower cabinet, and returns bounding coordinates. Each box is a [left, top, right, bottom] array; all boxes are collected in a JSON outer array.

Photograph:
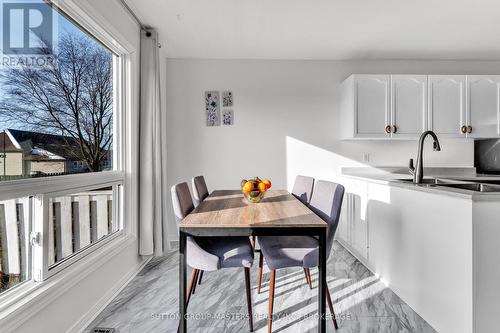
[[337, 178, 369, 261], [339, 178, 474, 333]]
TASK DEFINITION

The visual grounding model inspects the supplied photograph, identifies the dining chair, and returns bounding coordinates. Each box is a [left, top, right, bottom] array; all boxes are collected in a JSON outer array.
[[291, 175, 315, 205], [257, 180, 345, 332], [191, 175, 210, 285], [256, 175, 316, 293], [171, 182, 255, 331], [192, 175, 209, 207]]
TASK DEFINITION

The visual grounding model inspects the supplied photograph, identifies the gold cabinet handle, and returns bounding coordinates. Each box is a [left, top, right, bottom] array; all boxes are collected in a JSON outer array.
[[392, 125, 398, 134], [467, 125, 472, 134], [461, 125, 467, 134], [385, 125, 392, 134]]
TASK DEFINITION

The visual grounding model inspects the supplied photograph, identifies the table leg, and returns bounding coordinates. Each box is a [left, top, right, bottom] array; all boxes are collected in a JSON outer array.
[[179, 231, 187, 332], [318, 229, 326, 333]]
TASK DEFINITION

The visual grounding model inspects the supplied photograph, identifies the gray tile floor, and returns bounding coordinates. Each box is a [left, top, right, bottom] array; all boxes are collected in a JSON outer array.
[[86, 241, 437, 333]]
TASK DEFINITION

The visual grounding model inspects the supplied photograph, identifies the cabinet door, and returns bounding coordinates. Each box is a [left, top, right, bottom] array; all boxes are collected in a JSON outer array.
[[391, 75, 427, 138], [428, 75, 466, 137], [351, 192, 368, 259], [336, 193, 351, 244], [354, 75, 391, 138], [467, 75, 500, 138]]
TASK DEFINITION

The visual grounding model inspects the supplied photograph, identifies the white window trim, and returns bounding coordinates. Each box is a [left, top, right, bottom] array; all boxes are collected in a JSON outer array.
[[0, 0, 140, 329]]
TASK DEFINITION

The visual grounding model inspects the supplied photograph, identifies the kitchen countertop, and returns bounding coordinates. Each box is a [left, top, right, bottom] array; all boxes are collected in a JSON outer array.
[[341, 167, 500, 201]]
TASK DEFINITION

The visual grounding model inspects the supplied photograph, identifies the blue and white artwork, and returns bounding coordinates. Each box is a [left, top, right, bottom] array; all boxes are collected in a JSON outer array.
[[222, 91, 233, 107], [205, 91, 220, 126], [222, 109, 234, 125]]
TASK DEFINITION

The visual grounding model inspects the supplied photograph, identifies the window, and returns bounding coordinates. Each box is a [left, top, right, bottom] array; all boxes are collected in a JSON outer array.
[[0, 0, 114, 180], [0, 0, 126, 296], [0, 195, 30, 294]]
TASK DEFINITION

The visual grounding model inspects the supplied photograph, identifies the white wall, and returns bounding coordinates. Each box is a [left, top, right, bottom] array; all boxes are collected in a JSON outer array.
[[165, 58, 500, 241]]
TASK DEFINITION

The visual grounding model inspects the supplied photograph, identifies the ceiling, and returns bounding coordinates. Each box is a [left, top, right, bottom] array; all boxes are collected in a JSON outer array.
[[126, 0, 500, 60]]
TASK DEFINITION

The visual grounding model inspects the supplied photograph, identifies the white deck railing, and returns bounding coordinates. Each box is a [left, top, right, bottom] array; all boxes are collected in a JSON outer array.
[[0, 190, 113, 289]]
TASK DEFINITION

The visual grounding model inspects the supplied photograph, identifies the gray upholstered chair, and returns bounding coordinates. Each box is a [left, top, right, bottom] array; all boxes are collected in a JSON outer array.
[[192, 175, 209, 207], [191, 175, 210, 285], [291, 175, 315, 205], [257, 180, 345, 332], [171, 182, 255, 331], [256, 175, 316, 294]]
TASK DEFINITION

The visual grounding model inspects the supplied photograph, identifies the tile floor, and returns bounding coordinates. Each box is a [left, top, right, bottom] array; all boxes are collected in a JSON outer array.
[[86, 241, 436, 333]]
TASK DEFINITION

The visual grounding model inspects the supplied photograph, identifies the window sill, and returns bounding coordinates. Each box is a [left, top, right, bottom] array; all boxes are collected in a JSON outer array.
[[0, 233, 136, 332], [0, 171, 125, 201]]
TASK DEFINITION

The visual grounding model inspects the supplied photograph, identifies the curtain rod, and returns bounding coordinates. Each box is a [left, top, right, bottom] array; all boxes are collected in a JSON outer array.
[[118, 0, 145, 29]]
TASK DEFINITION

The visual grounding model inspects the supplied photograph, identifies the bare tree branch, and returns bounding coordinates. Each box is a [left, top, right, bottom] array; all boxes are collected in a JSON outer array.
[[0, 33, 113, 172]]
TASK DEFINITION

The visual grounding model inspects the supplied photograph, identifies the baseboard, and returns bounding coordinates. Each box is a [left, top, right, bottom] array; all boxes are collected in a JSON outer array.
[[67, 256, 152, 333], [335, 238, 375, 274], [169, 240, 179, 250]]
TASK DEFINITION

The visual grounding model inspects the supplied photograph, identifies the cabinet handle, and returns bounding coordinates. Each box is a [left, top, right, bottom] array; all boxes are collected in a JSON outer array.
[[467, 125, 472, 134], [460, 125, 467, 134], [385, 125, 392, 134], [392, 125, 398, 133]]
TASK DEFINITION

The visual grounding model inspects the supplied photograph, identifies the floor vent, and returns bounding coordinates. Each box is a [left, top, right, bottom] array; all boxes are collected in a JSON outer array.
[[91, 328, 115, 333]]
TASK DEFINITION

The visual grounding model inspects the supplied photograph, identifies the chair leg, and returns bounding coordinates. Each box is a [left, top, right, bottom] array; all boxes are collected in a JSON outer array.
[[251, 236, 256, 249], [267, 270, 276, 333], [197, 270, 204, 285], [186, 269, 198, 307], [303, 268, 313, 289], [191, 269, 200, 294], [257, 252, 264, 294], [177, 269, 199, 333], [244, 267, 254, 332], [325, 282, 339, 330]]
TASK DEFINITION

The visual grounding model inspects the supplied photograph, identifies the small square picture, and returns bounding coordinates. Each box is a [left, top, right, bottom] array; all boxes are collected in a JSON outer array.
[[222, 91, 233, 107], [222, 109, 234, 125]]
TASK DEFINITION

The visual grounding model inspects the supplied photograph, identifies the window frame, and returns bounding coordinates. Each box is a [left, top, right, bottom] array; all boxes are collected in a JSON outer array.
[[0, 0, 138, 322]]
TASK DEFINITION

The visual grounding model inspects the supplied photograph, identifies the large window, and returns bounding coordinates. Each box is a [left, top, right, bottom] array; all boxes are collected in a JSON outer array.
[[0, 0, 125, 296], [0, 0, 114, 180]]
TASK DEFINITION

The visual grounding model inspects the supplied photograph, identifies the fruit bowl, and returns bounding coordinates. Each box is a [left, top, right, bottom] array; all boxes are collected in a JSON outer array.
[[241, 177, 272, 203]]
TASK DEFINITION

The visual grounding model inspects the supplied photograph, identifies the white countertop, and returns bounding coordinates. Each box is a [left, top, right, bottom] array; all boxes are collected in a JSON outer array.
[[341, 167, 500, 201]]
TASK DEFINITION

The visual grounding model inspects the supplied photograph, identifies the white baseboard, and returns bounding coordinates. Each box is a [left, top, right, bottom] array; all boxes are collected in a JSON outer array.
[[169, 240, 179, 249], [68, 256, 152, 333]]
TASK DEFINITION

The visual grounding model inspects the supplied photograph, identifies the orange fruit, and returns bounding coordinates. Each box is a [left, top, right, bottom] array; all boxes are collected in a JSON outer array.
[[258, 182, 267, 192], [240, 179, 248, 188], [263, 179, 272, 189], [243, 181, 254, 193]]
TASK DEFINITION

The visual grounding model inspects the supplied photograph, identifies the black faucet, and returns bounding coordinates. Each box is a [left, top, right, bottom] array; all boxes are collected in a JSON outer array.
[[409, 131, 441, 184]]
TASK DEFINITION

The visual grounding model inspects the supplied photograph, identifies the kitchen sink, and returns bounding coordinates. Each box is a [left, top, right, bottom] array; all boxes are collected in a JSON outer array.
[[394, 178, 500, 192], [396, 178, 439, 184], [439, 183, 500, 192]]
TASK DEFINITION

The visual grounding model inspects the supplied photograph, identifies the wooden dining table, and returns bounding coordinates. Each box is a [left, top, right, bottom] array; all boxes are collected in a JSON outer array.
[[178, 189, 329, 333]]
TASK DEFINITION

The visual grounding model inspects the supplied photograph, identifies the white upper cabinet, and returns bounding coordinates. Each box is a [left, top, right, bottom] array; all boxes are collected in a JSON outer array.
[[428, 75, 466, 137], [354, 75, 391, 138], [341, 74, 500, 140], [391, 75, 427, 138], [466, 75, 500, 138]]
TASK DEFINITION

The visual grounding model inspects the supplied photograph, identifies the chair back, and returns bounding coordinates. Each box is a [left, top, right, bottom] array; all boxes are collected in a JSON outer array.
[[192, 175, 209, 206], [171, 182, 194, 224], [308, 180, 345, 257], [291, 175, 315, 205]]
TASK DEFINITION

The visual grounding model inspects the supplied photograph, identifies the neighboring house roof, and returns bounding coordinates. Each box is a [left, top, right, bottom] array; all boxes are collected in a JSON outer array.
[[0, 131, 23, 152], [6, 129, 83, 161]]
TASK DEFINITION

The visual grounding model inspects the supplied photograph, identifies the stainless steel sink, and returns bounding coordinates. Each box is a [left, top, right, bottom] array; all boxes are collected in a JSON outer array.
[[439, 183, 500, 192], [394, 178, 500, 192], [396, 178, 439, 185]]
